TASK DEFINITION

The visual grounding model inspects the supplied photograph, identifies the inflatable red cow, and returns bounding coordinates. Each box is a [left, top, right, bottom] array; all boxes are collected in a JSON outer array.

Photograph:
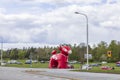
[[49, 45, 72, 69]]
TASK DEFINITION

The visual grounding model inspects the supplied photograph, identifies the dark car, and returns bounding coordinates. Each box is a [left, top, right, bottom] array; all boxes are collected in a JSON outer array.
[[90, 63, 102, 67], [116, 61, 120, 67], [16, 61, 22, 64]]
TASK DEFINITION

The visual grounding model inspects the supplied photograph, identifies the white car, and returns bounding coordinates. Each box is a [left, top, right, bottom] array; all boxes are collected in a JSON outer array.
[[32, 60, 38, 63], [101, 61, 107, 64], [0, 60, 7, 66], [81, 64, 92, 70], [8, 60, 17, 64]]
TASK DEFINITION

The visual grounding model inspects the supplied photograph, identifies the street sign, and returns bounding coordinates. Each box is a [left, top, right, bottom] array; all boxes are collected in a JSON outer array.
[[107, 51, 112, 57], [84, 54, 92, 59]]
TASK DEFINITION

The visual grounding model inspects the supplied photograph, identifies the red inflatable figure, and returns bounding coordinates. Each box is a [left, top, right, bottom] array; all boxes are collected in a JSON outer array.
[[51, 50, 57, 55], [49, 45, 72, 69]]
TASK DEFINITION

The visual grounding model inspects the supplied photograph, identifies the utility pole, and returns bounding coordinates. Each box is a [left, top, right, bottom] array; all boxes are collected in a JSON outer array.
[[75, 12, 89, 66]]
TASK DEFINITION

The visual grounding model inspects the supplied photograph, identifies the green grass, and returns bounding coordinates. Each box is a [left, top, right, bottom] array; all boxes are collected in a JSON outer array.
[[4, 60, 120, 74], [6, 63, 49, 68], [72, 63, 120, 74], [5, 60, 49, 68], [73, 67, 120, 74]]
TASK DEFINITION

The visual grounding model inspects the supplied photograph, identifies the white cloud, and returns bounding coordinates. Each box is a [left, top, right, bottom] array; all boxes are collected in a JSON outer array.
[[0, 8, 6, 13], [15, 0, 103, 4], [2, 43, 58, 50], [0, 0, 120, 49]]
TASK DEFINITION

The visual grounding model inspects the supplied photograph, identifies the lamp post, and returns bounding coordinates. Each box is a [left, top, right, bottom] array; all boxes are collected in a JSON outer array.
[[75, 12, 89, 66]]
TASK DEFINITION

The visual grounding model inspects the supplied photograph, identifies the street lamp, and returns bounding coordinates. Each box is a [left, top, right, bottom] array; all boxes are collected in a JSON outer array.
[[75, 12, 89, 66]]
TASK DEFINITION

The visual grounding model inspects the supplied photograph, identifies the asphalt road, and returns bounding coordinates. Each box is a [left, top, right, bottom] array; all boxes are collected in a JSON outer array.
[[0, 67, 120, 80]]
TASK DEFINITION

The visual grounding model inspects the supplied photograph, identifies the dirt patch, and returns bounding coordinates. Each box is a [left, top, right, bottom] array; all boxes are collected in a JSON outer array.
[[25, 70, 80, 80], [25, 70, 46, 74]]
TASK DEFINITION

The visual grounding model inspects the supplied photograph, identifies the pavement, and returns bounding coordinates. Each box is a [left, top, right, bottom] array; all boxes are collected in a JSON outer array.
[[0, 67, 120, 80]]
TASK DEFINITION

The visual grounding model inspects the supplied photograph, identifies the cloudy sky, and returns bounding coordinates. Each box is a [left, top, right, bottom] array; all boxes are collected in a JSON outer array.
[[0, 0, 120, 49]]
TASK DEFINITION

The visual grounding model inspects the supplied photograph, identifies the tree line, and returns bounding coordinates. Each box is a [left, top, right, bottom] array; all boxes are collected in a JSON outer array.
[[1, 40, 120, 63]]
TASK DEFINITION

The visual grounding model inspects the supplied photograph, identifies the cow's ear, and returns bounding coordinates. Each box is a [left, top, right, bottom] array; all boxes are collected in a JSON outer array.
[[59, 46, 62, 51]]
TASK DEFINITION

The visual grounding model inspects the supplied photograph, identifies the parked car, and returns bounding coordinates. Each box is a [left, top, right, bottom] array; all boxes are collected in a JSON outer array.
[[0, 61, 7, 66], [101, 61, 107, 64], [81, 64, 92, 70], [116, 64, 120, 67], [8, 60, 22, 64], [40, 60, 45, 63], [116, 61, 120, 64], [1, 62, 7, 66], [8, 60, 17, 64], [101, 66, 114, 70], [68, 64, 74, 69], [90, 63, 102, 67], [25, 60, 32, 64], [32, 60, 38, 63], [16, 61, 22, 64], [116, 61, 120, 67]]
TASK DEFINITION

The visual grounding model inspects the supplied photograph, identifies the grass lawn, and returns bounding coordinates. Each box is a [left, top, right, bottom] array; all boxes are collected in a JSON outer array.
[[6, 63, 49, 68], [4, 60, 120, 74], [6, 60, 49, 68], [72, 63, 120, 74]]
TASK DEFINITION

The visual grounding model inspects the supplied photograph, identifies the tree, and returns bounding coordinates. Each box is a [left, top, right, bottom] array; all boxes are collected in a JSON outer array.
[[93, 41, 108, 61], [18, 49, 26, 59], [108, 40, 119, 62]]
